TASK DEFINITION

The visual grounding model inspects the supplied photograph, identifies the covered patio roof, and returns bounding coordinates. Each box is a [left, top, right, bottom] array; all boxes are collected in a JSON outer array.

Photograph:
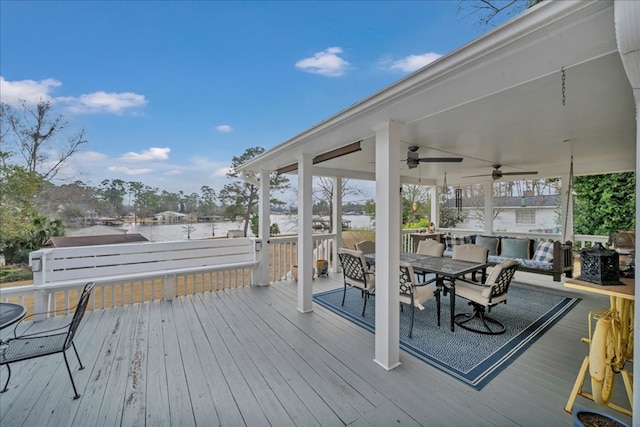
[[238, 1, 636, 185], [237, 0, 639, 415]]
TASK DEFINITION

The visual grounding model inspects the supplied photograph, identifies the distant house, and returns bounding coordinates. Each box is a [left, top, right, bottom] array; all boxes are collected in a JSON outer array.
[[447, 195, 561, 234], [154, 211, 187, 222]]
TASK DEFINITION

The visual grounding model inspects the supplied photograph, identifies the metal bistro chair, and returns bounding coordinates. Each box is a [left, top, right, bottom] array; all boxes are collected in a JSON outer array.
[[415, 239, 445, 282], [0, 282, 95, 399], [355, 240, 376, 271], [452, 243, 489, 283], [399, 261, 441, 338], [338, 248, 375, 316], [453, 259, 518, 335], [354, 240, 375, 255], [416, 239, 445, 257]]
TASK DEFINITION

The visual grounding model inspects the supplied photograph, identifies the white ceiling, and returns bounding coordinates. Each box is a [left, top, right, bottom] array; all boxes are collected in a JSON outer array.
[[239, 1, 636, 187]]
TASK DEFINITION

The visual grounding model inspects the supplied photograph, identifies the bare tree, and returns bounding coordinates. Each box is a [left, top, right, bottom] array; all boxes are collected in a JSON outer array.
[[2, 99, 87, 180], [457, 0, 543, 27], [313, 177, 363, 229]]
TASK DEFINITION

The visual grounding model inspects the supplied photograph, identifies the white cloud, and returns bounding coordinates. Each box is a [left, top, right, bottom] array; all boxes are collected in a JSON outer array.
[[121, 147, 171, 161], [61, 91, 147, 114], [0, 76, 147, 114], [108, 166, 153, 175], [295, 47, 349, 77], [164, 169, 183, 176], [389, 52, 442, 73], [0, 76, 61, 106], [216, 125, 233, 133], [212, 167, 232, 177], [74, 151, 108, 161]]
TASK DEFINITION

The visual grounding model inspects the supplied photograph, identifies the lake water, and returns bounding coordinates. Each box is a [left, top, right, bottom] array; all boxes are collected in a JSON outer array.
[[106, 214, 373, 242]]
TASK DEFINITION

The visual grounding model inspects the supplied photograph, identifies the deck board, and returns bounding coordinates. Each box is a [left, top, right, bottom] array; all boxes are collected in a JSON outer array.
[[0, 274, 633, 426]]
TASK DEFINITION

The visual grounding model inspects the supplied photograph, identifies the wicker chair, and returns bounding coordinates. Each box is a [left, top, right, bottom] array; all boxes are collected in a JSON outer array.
[[0, 282, 95, 399]]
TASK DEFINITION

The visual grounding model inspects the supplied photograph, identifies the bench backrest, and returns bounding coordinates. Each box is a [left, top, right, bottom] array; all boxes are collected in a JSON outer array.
[[30, 238, 257, 285]]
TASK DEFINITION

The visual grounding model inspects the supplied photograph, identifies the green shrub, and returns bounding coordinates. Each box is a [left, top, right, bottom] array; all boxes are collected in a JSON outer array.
[[0, 268, 33, 283]]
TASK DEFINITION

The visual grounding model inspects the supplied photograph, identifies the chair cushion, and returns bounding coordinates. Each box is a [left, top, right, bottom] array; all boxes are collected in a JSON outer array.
[[416, 239, 445, 256], [500, 238, 530, 259], [452, 244, 489, 263], [399, 283, 438, 310], [532, 241, 554, 263], [454, 281, 492, 305], [355, 240, 375, 254], [475, 236, 500, 255]]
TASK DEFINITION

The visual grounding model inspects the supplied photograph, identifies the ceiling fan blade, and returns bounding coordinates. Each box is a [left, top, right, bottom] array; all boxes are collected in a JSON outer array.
[[500, 171, 538, 176], [462, 173, 492, 178], [417, 157, 463, 163]]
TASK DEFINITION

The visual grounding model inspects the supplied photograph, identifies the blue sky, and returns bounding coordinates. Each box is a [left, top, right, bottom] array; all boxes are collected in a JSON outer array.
[[1, 1, 508, 201]]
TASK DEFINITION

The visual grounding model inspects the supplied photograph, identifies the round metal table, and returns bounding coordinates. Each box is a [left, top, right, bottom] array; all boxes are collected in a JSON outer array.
[[0, 302, 27, 330]]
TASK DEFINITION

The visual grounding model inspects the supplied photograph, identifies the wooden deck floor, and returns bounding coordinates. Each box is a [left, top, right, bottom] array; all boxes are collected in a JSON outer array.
[[0, 273, 633, 426]]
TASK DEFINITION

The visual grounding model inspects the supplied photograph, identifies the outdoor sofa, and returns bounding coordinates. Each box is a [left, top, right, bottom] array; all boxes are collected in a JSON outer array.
[[441, 235, 573, 282]]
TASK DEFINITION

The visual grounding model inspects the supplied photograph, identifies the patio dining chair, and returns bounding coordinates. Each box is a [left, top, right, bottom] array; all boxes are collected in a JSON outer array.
[[354, 240, 375, 255], [415, 239, 445, 282], [453, 259, 518, 335], [338, 248, 375, 316], [0, 282, 95, 399], [355, 240, 376, 271], [416, 239, 445, 257], [400, 261, 441, 338], [453, 243, 489, 283]]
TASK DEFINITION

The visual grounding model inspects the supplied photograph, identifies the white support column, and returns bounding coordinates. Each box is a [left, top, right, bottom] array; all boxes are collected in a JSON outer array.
[[560, 173, 574, 243], [483, 182, 494, 234], [297, 153, 314, 313], [257, 169, 271, 285], [332, 177, 343, 273], [373, 119, 403, 370], [614, 0, 640, 416]]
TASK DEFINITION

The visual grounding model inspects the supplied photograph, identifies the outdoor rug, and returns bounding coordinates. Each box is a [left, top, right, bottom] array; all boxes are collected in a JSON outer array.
[[313, 284, 579, 390]]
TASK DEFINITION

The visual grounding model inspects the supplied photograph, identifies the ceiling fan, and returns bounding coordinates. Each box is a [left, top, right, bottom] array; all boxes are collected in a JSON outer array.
[[406, 145, 463, 169], [463, 164, 538, 180]]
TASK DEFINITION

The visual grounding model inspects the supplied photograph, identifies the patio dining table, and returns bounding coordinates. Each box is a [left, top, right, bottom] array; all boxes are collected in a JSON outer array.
[[365, 252, 489, 331]]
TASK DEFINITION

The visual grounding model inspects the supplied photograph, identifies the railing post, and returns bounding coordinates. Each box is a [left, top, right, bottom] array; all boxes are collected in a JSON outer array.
[[30, 249, 48, 321], [166, 274, 174, 300]]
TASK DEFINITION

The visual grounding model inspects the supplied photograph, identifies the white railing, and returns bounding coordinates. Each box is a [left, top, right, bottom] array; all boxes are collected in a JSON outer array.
[[268, 233, 335, 282], [1, 230, 609, 318], [573, 234, 609, 249], [2, 239, 259, 319]]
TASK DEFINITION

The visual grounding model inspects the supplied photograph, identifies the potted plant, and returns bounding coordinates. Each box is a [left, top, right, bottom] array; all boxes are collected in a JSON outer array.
[[291, 265, 315, 281], [572, 407, 629, 427]]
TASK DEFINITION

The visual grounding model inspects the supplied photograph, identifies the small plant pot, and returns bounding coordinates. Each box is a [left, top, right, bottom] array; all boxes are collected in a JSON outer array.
[[316, 260, 328, 276], [572, 407, 629, 427]]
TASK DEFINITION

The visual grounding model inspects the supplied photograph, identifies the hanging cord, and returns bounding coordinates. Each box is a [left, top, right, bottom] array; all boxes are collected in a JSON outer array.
[[561, 67, 566, 106], [562, 155, 574, 242]]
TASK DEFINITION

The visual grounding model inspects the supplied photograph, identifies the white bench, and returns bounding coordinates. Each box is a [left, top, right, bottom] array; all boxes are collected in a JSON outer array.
[[29, 238, 260, 318]]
